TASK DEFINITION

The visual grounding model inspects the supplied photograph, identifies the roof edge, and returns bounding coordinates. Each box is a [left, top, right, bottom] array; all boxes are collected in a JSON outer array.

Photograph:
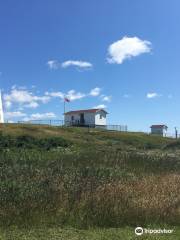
[[64, 108, 108, 115], [150, 125, 168, 128]]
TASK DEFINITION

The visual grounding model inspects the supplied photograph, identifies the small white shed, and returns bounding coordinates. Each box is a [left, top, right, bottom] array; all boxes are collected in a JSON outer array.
[[64, 108, 108, 127], [150, 125, 168, 137]]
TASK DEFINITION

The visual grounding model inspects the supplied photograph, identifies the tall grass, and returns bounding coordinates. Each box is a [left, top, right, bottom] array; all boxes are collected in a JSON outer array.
[[0, 145, 179, 228]]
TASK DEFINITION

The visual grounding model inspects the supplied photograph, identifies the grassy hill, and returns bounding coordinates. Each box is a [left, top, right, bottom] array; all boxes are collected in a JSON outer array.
[[0, 123, 172, 148], [0, 124, 180, 239]]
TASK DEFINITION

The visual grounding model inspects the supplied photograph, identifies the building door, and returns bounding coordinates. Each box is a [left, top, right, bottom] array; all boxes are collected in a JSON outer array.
[[80, 113, 85, 125], [71, 115, 74, 125]]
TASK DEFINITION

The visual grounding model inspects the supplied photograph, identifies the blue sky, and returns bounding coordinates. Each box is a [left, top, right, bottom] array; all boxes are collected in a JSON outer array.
[[0, 0, 180, 132]]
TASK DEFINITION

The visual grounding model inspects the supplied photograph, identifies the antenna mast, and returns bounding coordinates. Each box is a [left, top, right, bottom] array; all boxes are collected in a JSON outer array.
[[0, 90, 4, 123]]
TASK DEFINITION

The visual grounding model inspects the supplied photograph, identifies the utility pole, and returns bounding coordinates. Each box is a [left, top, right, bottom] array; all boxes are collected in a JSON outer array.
[[64, 99, 66, 116], [175, 127, 178, 139], [0, 90, 4, 123]]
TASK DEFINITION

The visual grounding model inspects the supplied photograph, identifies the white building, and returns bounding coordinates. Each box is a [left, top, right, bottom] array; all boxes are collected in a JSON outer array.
[[64, 108, 108, 127], [150, 125, 168, 137]]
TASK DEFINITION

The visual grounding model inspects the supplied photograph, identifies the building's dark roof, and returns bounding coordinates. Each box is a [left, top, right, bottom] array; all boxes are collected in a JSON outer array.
[[150, 125, 168, 128], [65, 108, 108, 115]]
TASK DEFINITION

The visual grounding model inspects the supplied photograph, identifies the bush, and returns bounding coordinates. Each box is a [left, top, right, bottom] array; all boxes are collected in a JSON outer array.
[[0, 134, 71, 150]]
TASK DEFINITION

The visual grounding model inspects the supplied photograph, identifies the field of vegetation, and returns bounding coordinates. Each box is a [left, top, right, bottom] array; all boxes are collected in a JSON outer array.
[[0, 123, 180, 239]]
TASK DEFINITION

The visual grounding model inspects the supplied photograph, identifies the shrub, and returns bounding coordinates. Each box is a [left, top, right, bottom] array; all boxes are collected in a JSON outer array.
[[0, 134, 71, 150]]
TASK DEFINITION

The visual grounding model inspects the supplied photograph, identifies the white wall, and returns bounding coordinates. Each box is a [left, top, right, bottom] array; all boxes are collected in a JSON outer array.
[[84, 112, 96, 125], [65, 110, 107, 126], [95, 111, 106, 126], [65, 112, 95, 125], [64, 113, 80, 125], [151, 127, 167, 136]]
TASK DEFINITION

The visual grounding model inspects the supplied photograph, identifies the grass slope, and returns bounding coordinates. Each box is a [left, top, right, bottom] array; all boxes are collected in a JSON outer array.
[[0, 124, 179, 238], [0, 123, 172, 148], [1, 226, 180, 240]]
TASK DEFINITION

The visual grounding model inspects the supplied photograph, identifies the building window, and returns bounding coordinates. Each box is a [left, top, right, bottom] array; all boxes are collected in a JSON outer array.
[[100, 114, 102, 119], [71, 116, 74, 121]]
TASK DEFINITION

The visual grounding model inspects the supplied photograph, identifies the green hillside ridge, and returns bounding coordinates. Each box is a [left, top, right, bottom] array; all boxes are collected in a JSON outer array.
[[0, 124, 179, 239], [0, 123, 174, 148]]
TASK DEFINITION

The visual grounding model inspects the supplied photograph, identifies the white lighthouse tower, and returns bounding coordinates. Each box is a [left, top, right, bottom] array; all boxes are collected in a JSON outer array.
[[0, 90, 4, 123]]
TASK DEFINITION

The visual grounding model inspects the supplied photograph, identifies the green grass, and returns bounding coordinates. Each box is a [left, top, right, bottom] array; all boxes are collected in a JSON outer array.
[[0, 124, 179, 238], [1, 226, 180, 240], [0, 123, 173, 149]]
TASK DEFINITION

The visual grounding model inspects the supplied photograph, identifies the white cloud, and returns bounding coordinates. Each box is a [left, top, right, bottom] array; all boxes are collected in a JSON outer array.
[[45, 91, 64, 99], [46, 87, 103, 101], [47, 60, 59, 69], [66, 90, 86, 101], [107, 36, 151, 64], [25, 102, 39, 108], [4, 100, 12, 109], [4, 86, 108, 116], [62, 60, 92, 69], [93, 104, 107, 109], [146, 92, 161, 99], [101, 95, 111, 102], [34, 95, 50, 104], [5, 111, 27, 118], [3, 88, 50, 109], [89, 87, 101, 97], [47, 59, 93, 70], [23, 112, 56, 121], [30, 112, 56, 120], [4, 89, 32, 104], [46, 89, 86, 101]]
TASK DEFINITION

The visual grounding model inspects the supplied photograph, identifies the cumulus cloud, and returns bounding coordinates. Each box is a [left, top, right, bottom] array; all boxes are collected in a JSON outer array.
[[47, 60, 59, 69], [47, 87, 102, 102], [89, 87, 101, 97], [46, 89, 86, 101], [107, 36, 151, 64], [27, 112, 56, 120], [66, 90, 86, 101], [47, 59, 93, 70], [101, 95, 111, 102], [4, 101, 12, 109], [93, 104, 107, 109], [3, 88, 50, 109], [45, 91, 64, 98], [146, 92, 161, 99], [25, 102, 39, 108], [3, 86, 110, 121], [61, 60, 92, 69]]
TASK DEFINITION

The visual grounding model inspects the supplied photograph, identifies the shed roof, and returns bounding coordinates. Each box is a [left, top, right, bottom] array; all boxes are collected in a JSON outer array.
[[150, 125, 168, 128], [64, 108, 108, 115]]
